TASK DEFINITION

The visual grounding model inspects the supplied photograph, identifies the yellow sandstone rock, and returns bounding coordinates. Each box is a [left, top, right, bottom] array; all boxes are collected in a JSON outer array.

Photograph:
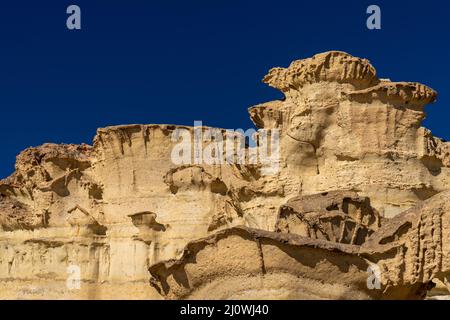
[[1, 51, 449, 299]]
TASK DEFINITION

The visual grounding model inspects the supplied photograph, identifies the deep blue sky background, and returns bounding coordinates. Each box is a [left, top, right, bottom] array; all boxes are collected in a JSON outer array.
[[0, 0, 449, 178]]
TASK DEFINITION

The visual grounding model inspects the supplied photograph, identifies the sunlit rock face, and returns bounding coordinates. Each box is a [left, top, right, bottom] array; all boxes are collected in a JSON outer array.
[[150, 190, 450, 300], [251, 51, 448, 218], [1, 51, 449, 299]]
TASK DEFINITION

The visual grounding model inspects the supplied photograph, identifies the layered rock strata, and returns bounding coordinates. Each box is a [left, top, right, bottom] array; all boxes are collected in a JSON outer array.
[[1, 51, 449, 299]]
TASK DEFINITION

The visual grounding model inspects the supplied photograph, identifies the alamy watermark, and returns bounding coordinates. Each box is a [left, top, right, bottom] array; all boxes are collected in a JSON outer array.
[[66, 5, 81, 30], [66, 264, 81, 290], [170, 121, 280, 175], [366, 5, 381, 30], [367, 263, 381, 290], [65, 5, 381, 31]]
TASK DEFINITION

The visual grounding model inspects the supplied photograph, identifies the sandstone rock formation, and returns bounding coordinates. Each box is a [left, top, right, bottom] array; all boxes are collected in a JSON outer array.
[[150, 190, 450, 299], [0, 51, 449, 299]]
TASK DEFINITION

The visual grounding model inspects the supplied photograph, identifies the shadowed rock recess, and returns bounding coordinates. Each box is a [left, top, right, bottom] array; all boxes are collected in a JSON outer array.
[[1, 51, 450, 299]]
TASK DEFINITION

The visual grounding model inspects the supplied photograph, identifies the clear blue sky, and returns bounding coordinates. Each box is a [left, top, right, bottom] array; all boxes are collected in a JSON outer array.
[[0, 0, 449, 178]]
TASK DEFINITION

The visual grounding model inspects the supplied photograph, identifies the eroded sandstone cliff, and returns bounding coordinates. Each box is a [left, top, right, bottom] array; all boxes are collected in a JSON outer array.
[[0, 51, 449, 299]]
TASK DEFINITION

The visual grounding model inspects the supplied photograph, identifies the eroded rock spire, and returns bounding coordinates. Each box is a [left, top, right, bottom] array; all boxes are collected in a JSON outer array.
[[0, 51, 449, 299]]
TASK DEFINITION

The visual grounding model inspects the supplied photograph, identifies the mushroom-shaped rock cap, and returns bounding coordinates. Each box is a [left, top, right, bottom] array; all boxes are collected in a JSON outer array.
[[128, 211, 167, 232], [252, 51, 437, 128], [263, 51, 379, 91], [346, 81, 437, 107]]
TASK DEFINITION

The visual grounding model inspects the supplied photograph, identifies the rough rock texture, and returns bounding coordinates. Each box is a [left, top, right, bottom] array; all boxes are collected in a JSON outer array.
[[0, 51, 449, 299], [275, 191, 382, 245], [150, 190, 450, 300]]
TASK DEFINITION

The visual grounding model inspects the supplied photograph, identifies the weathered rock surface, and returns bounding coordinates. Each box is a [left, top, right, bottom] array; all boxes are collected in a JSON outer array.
[[275, 191, 382, 245], [0, 51, 449, 299], [150, 190, 450, 300]]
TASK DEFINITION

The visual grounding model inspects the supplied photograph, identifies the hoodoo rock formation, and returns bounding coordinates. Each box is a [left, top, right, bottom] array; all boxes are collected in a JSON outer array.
[[1, 51, 449, 299]]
